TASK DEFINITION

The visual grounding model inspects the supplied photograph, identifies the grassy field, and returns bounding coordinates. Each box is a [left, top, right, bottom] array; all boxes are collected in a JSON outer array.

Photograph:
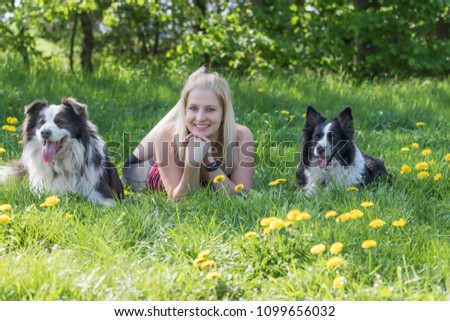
[[0, 56, 449, 300]]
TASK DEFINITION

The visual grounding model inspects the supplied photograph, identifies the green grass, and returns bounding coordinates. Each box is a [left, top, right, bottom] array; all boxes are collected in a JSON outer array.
[[0, 56, 449, 300]]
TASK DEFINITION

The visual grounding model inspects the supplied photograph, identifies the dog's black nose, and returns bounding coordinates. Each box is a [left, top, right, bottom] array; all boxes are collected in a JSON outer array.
[[316, 145, 325, 155], [41, 129, 52, 139]]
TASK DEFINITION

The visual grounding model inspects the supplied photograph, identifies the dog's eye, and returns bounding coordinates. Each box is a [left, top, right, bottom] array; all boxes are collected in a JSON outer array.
[[38, 119, 45, 126], [313, 133, 321, 140], [54, 118, 64, 126]]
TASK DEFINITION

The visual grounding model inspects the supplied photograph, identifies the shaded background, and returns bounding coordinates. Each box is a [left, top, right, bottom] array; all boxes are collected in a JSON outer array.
[[1, 0, 449, 78]]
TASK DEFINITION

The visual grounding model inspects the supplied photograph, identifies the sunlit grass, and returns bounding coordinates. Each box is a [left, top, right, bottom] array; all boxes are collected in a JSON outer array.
[[0, 56, 449, 300]]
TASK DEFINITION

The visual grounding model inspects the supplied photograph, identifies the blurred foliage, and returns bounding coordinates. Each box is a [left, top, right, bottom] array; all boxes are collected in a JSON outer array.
[[0, 0, 448, 77]]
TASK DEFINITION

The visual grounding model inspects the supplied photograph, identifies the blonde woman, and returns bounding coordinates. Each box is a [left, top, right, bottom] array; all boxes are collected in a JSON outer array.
[[123, 67, 254, 200]]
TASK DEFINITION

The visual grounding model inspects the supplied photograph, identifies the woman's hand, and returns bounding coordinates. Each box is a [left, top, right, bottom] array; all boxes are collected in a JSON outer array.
[[183, 133, 211, 166]]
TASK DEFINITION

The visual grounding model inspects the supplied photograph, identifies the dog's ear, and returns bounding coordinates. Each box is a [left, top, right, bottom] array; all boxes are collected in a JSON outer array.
[[62, 97, 88, 117], [305, 105, 326, 127], [336, 106, 354, 136], [24, 99, 48, 115]]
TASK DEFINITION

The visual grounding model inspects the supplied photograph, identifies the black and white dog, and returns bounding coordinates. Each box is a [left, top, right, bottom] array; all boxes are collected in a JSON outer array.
[[0, 98, 124, 205], [297, 106, 387, 195]]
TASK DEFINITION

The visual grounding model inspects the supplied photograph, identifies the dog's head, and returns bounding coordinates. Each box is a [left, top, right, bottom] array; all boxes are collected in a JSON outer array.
[[23, 98, 89, 164], [302, 105, 355, 169]]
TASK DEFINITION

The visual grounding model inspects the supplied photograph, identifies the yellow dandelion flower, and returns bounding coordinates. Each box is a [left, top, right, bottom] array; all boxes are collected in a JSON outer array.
[[289, 114, 295, 121], [362, 240, 377, 249], [205, 272, 222, 280], [401, 147, 410, 152], [280, 110, 289, 115], [287, 209, 301, 221], [333, 276, 345, 288], [0, 147, 6, 153], [350, 209, 364, 219], [7, 117, 19, 124], [213, 174, 225, 184], [369, 219, 386, 229], [325, 210, 338, 218], [429, 160, 435, 166], [17, 140, 22, 145], [302, 113, 307, 118], [284, 220, 294, 227], [361, 201, 374, 208], [244, 231, 257, 238], [445, 153, 450, 161], [0, 214, 12, 224], [310, 244, 326, 255], [234, 183, 245, 192], [200, 260, 215, 268], [335, 213, 351, 222], [330, 242, 344, 255], [193, 257, 205, 267], [400, 165, 412, 174], [197, 250, 211, 260], [415, 162, 428, 171], [65, 213, 73, 220], [411, 143, 419, 149], [347, 186, 359, 192], [296, 212, 311, 221], [421, 149, 432, 156], [2, 125, 17, 132], [416, 122, 425, 127], [258, 88, 264, 92], [0, 204, 12, 211], [327, 256, 343, 269], [260, 217, 278, 227], [261, 227, 271, 235], [434, 173, 442, 181], [268, 178, 287, 186], [40, 196, 60, 207], [392, 218, 407, 228], [417, 171, 429, 179], [269, 218, 286, 230]]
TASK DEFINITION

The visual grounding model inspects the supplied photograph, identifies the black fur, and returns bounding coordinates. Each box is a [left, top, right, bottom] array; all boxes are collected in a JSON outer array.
[[297, 105, 387, 191]]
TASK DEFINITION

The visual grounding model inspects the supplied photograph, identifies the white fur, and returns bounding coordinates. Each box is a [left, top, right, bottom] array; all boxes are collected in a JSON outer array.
[[304, 146, 366, 196], [21, 123, 112, 205], [314, 123, 333, 158]]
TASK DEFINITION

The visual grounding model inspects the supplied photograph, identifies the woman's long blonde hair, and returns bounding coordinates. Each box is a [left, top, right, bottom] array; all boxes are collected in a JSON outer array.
[[173, 69, 237, 176]]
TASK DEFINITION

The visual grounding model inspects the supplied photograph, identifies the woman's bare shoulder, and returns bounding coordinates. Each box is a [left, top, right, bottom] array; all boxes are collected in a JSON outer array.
[[236, 124, 254, 142], [155, 121, 176, 141]]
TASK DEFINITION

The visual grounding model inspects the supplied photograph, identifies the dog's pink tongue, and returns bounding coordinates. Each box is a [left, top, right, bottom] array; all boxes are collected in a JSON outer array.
[[42, 142, 57, 163], [318, 158, 328, 169]]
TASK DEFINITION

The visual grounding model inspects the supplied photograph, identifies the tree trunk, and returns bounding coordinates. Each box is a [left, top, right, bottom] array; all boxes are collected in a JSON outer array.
[[435, 15, 448, 40], [69, 12, 78, 72], [80, 11, 94, 72], [353, 0, 380, 74]]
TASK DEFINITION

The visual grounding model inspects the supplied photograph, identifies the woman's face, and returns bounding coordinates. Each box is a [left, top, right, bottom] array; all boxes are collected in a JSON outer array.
[[185, 88, 223, 141]]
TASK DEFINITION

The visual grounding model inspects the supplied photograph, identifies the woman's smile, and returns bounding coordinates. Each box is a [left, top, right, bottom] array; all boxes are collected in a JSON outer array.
[[185, 88, 223, 140]]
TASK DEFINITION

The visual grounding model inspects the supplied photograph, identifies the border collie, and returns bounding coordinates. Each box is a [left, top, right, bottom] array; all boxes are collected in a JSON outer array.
[[296, 106, 387, 195], [0, 98, 124, 206]]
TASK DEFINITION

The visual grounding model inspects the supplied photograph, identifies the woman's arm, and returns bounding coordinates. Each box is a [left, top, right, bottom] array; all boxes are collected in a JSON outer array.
[[201, 125, 254, 193], [155, 129, 207, 201]]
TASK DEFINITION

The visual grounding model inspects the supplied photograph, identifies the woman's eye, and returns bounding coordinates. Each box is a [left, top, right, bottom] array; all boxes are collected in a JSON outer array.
[[189, 106, 198, 111], [207, 108, 215, 112]]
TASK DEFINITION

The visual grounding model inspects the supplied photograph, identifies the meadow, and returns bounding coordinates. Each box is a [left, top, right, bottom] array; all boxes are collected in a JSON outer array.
[[0, 57, 449, 300]]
